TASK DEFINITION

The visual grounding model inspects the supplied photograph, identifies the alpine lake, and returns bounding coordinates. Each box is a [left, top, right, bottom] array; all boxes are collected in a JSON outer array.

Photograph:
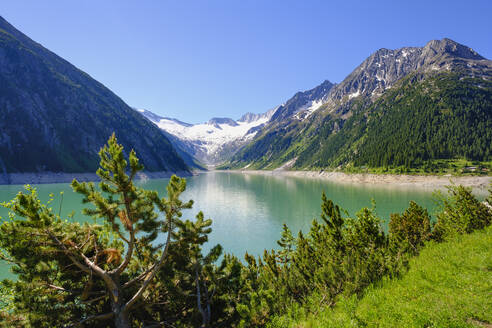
[[0, 171, 482, 280]]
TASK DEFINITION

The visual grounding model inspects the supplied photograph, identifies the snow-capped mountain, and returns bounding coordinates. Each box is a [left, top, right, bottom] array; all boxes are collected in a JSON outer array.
[[137, 108, 277, 165]]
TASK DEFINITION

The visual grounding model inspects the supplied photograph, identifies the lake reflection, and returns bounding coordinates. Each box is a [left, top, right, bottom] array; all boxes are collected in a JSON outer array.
[[0, 171, 444, 279], [176, 172, 438, 257]]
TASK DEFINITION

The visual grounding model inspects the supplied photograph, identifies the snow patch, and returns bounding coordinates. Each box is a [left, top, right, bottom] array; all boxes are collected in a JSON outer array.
[[348, 90, 360, 100], [293, 98, 325, 121], [307, 98, 324, 112]]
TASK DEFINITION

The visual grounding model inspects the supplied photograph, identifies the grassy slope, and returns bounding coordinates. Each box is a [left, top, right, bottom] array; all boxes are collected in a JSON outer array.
[[269, 226, 492, 328]]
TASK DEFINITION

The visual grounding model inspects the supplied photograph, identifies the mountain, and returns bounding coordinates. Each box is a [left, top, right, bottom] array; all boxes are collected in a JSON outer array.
[[138, 108, 277, 165], [0, 16, 188, 176], [225, 38, 492, 170], [269, 80, 335, 122]]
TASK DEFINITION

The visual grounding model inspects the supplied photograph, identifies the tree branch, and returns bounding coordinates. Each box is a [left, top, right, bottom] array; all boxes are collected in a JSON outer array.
[[124, 211, 173, 311], [195, 265, 205, 325], [111, 194, 135, 276], [46, 230, 91, 275], [111, 228, 134, 276], [122, 263, 156, 289], [43, 283, 104, 296], [82, 295, 107, 304], [116, 228, 130, 244], [47, 229, 121, 303]]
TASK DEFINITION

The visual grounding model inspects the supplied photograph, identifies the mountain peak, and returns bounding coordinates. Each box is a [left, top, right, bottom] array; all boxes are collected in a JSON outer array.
[[319, 79, 334, 87], [238, 112, 258, 123], [238, 108, 277, 123], [423, 38, 484, 60], [208, 117, 238, 127]]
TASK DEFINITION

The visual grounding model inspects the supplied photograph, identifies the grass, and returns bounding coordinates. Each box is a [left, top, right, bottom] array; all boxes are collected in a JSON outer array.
[[219, 159, 492, 176], [268, 225, 492, 328], [336, 159, 492, 176]]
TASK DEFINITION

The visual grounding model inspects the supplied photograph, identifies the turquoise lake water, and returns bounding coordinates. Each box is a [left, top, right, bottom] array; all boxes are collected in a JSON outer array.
[[0, 171, 459, 280]]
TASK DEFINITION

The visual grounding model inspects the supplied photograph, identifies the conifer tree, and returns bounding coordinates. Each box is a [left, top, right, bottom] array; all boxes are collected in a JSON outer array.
[[389, 201, 431, 254], [0, 134, 202, 327]]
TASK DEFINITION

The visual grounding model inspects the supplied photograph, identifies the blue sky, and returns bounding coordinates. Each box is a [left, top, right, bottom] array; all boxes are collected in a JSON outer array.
[[2, 0, 492, 123]]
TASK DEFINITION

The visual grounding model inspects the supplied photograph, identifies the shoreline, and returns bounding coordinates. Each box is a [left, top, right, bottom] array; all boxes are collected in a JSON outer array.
[[2, 169, 490, 190], [0, 171, 193, 185], [222, 169, 492, 190]]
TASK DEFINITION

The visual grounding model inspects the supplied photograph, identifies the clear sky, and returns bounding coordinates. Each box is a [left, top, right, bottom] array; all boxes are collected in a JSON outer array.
[[2, 0, 492, 123]]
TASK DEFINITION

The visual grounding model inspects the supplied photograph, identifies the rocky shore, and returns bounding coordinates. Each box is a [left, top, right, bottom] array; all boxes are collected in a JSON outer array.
[[225, 170, 492, 190]]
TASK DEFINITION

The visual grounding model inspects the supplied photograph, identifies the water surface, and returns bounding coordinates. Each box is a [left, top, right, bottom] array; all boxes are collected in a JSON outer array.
[[0, 171, 449, 280]]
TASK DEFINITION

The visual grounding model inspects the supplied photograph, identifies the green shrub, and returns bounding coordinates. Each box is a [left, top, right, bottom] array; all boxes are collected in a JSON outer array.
[[389, 201, 432, 254], [433, 185, 491, 239]]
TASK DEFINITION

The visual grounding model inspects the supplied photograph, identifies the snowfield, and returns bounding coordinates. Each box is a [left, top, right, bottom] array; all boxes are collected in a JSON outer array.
[[154, 116, 270, 154], [137, 108, 276, 164]]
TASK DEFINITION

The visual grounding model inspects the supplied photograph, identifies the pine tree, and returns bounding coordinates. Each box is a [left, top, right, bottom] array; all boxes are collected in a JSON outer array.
[[389, 201, 431, 254], [0, 134, 201, 327]]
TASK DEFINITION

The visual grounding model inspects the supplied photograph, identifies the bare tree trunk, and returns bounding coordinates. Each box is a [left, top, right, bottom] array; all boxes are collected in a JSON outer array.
[[111, 283, 131, 328], [195, 265, 209, 328], [113, 303, 131, 328], [203, 279, 211, 327], [114, 312, 131, 328]]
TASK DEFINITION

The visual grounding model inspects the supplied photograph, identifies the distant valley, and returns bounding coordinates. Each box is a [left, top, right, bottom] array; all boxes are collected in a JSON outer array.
[[137, 108, 276, 165]]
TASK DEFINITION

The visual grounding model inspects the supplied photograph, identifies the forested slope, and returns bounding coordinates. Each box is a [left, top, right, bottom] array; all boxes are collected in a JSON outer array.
[[224, 39, 492, 173], [0, 16, 187, 174]]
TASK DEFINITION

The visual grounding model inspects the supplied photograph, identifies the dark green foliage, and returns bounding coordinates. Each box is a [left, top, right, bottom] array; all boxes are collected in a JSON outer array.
[[233, 186, 492, 327], [0, 135, 211, 327], [389, 201, 432, 254], [295, 100, 370, 169], [302, 74, 492, 170], [232, 195, 395, 327], [269, 225, 492, 328], [354, 74, 492, 168], [432, 185, 492, 239], [266, 186, 492, 328]]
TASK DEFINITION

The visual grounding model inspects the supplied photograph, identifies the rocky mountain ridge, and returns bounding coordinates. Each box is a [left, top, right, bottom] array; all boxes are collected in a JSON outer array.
[[322, 38, 490, 111], [225, 38, 492, 170], [272, 38, 491, 124]]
